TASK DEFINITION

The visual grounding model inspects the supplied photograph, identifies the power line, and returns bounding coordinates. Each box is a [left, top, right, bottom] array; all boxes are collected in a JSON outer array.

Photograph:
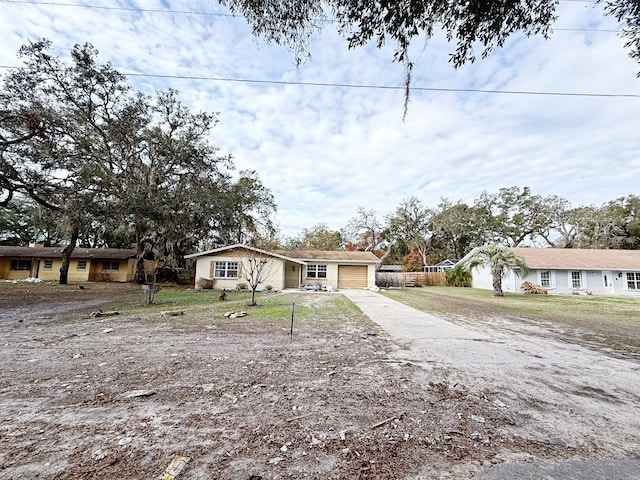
[[1, 0, 622, 33], [2, 65, 633, 99], [120, 72, 640, 98], [1, 0, 235, 17]]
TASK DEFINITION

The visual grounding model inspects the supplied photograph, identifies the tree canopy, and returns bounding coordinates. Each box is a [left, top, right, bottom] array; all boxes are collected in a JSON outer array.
[[222, 0, 640, 88], [0, 40, 276, 282]]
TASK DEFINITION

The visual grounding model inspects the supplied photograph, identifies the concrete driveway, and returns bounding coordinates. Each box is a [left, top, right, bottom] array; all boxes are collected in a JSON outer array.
[[342, 289, 640, 480]]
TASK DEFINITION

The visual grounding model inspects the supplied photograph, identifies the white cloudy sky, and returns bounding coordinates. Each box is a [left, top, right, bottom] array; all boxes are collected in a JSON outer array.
[[1, 0, 639, 238]]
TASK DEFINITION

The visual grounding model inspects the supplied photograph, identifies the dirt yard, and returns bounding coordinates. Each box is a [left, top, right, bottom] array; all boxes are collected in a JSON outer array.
[[1, 283, 638, 479]]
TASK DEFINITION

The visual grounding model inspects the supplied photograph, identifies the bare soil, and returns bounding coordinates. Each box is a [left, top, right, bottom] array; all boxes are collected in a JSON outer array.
[[0, 284, 637, 479]]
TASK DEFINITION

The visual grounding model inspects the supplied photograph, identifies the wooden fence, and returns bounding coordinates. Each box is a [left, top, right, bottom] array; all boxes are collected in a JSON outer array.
[[375, 271, 447, 288]]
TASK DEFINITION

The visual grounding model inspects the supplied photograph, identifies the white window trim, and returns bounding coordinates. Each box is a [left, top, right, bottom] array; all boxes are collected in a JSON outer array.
[[568, 270, 586, 290], [214, 261, 239, 279], [626, 272, 640, 291], [306, 264, 327, 279], [537, 270, 556, 289]]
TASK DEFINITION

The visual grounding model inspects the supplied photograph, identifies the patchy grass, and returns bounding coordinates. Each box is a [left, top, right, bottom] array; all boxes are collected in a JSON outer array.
[[381, 286, 640, 355], [0, 281, 367, 332]]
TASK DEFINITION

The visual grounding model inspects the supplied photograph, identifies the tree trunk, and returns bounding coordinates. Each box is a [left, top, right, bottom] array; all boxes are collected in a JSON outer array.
[[492, 270, 504, 296], [59, 227, 79, 285], [134, 237, 152, 284], [375, 240, 395, 271], [250, 288, 257, 306]]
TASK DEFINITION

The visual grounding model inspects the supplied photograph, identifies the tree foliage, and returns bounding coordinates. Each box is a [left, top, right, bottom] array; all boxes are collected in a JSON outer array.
[[473, 186, 563, 247], [429, 199, 485, 261], [386, 196, 431, 269], [0, 40, 276, 282], [221, 0, 640, 105], [342, 207, 385, 253], [287, 223, 343, 250]]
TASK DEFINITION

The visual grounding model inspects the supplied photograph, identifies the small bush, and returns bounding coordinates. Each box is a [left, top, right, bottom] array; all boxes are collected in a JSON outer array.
[[236, 282, 248, 291], [445, 264, 472, 287], [197, 277, 216, 290], [265, 285, 273, 291]]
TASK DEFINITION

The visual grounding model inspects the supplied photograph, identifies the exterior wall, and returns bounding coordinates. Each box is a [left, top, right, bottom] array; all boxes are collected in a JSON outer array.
[[87, 258, 135, 282], [367, 264, 376, 288], [192, 250, 378, 290], [302, 262, 376, 289], [0, 257, 137, 282], [475, 267, 640, 297], [302, 262, 339, 289], [195, 253, 286, 290], [471, 264, 523, 293], [0, 259, 8, 279]]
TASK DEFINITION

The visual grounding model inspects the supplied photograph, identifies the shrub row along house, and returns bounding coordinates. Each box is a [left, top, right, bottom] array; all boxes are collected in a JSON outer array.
[[0, 244, 154, 282], [185, 244, 380, 290], [461, 247, 640, 297]]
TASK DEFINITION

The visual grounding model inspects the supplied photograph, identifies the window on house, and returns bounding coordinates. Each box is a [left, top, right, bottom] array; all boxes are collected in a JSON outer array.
[[307, 264, 327, 279], [627, 272, 640, 290], [214, 261, 238, 278], [540, 271, 551, 288], [103, 261, 120, 271], [10, 259, 32, 271], [571, 271, 582, 289], [77, 261, 87, 270], [43, 260, 53, 269]]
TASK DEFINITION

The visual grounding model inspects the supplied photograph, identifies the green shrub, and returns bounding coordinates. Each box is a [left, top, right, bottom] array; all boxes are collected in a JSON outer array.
[[445, 264, 472, 287]]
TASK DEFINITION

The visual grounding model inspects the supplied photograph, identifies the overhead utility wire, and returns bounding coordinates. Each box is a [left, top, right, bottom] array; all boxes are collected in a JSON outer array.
[[2, 0, 621, 32], [102, 71, 640, 98], [0, 65, 637, 98]]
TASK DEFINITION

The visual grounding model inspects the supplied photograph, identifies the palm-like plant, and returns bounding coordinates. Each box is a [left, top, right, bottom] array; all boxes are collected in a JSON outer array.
[[445, 264, 472, 287], [467, 245, 529, 296]]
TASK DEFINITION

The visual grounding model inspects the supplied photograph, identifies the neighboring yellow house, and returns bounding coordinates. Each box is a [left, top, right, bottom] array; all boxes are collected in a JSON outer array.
[[0, 244, 150, 282], [185, 244, 380, 290]]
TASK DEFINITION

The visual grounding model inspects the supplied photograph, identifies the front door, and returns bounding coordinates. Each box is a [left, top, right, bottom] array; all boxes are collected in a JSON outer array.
[[602, 271, 614, 295]]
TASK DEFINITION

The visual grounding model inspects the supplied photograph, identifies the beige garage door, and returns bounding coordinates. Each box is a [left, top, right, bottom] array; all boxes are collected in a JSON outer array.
[[338, 265, 368, 288]]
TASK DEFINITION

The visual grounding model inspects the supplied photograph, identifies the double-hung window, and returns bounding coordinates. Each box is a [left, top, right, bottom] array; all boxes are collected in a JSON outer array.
[[214, 261, 238, 278], [570, 271, 582, 289], [103, 261, 120, 271], [539, 271, 551, 288], [43, 259, 53, 269], [307, 264, 327, 279], [627, 272, 640, 290]]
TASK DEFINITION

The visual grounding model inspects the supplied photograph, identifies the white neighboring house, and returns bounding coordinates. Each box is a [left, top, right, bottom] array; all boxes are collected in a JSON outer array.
[[185, 244, 380, 290], [459, 247, 640, 296]]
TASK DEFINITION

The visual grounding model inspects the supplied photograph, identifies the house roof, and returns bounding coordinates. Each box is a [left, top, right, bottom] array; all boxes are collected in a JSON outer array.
[[184, 244, 307, 264], [378, 264, 403, 272], [460, 247, 640, 271], [0, 246, 137, 260], [273, 249, 380, 263], [185, 244, 380, 264], [509, 247, 640, 270]]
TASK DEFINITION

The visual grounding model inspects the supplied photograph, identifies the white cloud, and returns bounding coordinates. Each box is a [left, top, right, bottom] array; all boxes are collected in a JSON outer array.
[[1, 0, 639, 238]]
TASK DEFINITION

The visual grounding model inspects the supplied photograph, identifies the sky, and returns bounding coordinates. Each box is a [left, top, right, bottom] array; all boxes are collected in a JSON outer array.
[[1, 0, 639, 239]]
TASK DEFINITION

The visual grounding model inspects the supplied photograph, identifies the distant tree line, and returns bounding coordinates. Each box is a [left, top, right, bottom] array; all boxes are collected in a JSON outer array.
[[282, 187, 640, 271], [0, 40, 276, 283]]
